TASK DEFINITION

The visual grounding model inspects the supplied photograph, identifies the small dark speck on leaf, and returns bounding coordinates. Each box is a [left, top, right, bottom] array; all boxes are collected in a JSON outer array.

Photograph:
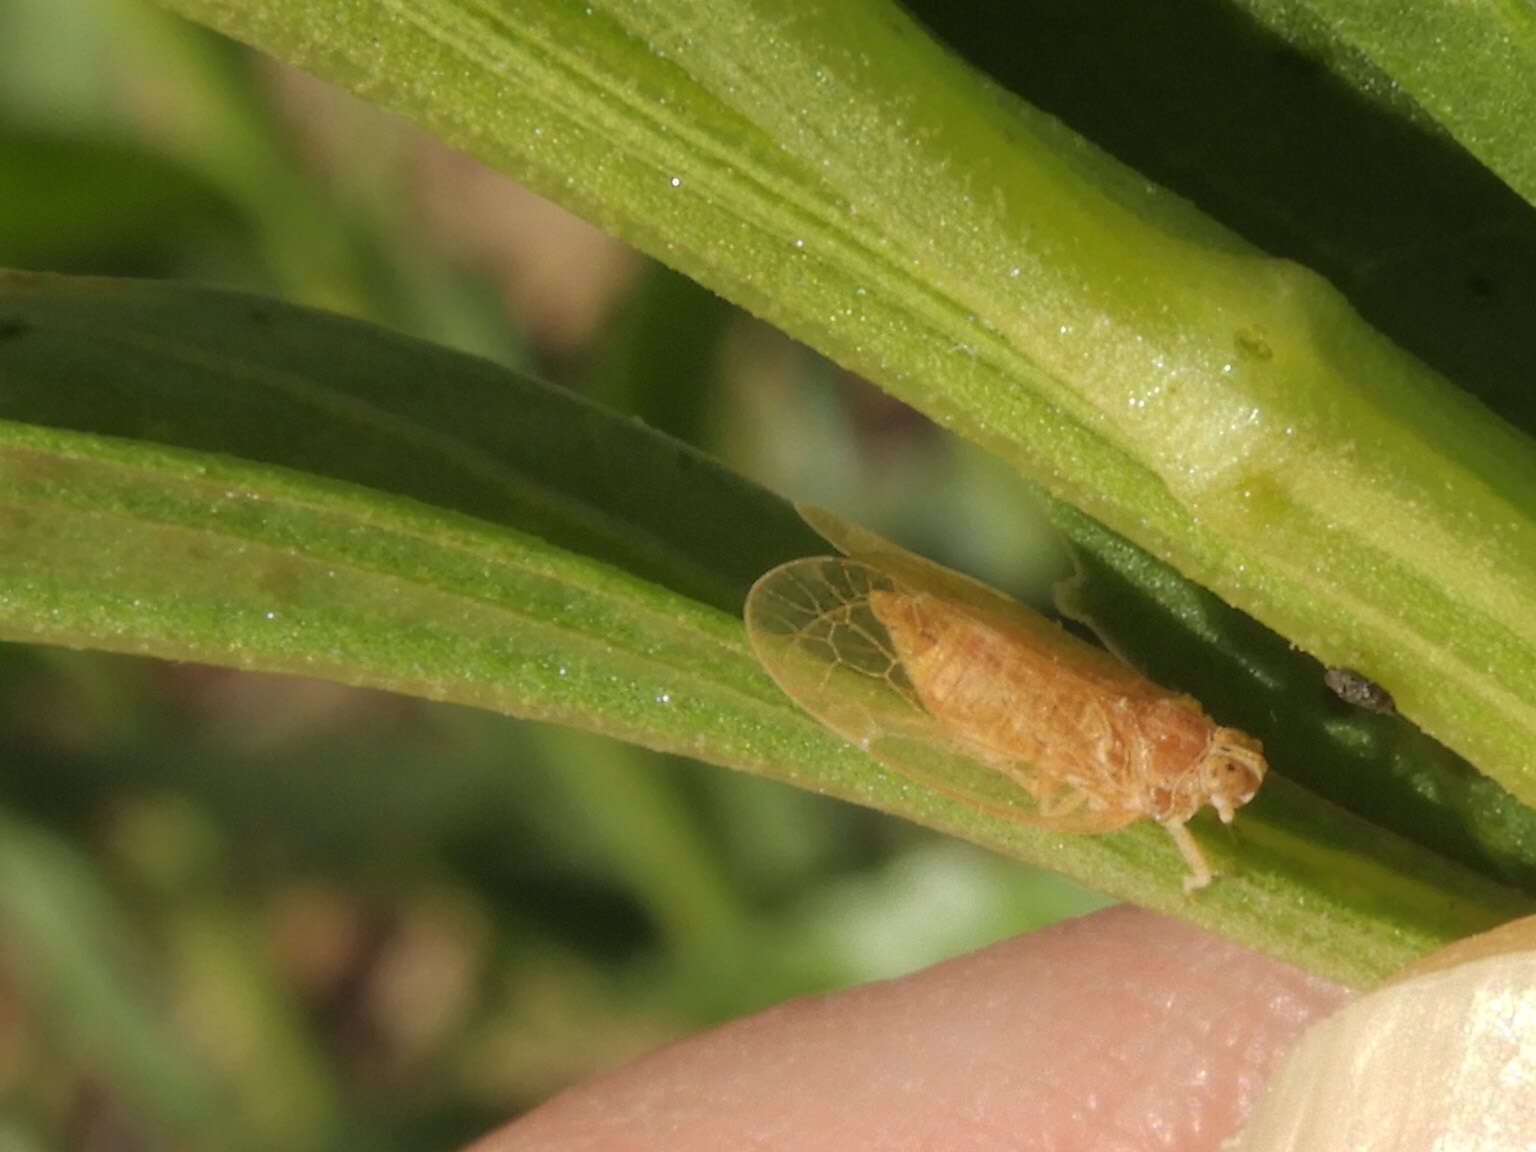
[[1324, 666, 1396, 714]]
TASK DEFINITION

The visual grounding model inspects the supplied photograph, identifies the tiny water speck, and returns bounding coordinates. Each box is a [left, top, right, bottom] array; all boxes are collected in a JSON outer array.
[[1235, 326, 1273, 360]]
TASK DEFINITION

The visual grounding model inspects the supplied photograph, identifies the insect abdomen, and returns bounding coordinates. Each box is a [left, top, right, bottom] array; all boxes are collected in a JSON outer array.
[[870, 586, 1212, 811]]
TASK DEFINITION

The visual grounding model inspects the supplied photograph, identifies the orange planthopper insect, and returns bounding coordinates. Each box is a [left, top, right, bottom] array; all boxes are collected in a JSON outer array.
[[745, 505, 1267, 892]]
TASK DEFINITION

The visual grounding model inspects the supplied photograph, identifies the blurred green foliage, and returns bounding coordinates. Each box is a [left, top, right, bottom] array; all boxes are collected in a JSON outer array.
[[0, 1, 1109, 1147]]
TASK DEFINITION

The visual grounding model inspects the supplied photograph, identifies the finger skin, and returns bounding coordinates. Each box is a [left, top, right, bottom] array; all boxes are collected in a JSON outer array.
[[469, 906, 1351, 1152]]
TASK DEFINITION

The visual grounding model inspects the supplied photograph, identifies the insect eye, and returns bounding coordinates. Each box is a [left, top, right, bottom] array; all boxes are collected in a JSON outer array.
[[1205, 755, 1260, 799]]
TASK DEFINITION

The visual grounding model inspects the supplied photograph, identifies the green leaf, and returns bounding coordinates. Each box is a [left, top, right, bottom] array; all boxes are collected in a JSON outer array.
[[147, 0, 1536, 814], [895, 0, 1536, 443], [0, 270, 818, 614], [1233, 0, 1536, 211], [0, 272, 1529, 987]]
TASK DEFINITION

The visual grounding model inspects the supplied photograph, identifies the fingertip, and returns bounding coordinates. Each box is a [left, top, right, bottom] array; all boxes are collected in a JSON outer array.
[[471, 908, 1349, 1152]]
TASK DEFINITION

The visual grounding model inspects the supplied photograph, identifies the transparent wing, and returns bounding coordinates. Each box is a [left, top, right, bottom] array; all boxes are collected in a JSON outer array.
[[796, 503, 1149, 694], [745, 556, 1139, 834], [797, 504, 1043, 631]]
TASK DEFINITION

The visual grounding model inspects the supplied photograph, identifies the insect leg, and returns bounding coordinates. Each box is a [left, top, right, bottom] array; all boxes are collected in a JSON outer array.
[[1163, 820, 1214, 893]]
